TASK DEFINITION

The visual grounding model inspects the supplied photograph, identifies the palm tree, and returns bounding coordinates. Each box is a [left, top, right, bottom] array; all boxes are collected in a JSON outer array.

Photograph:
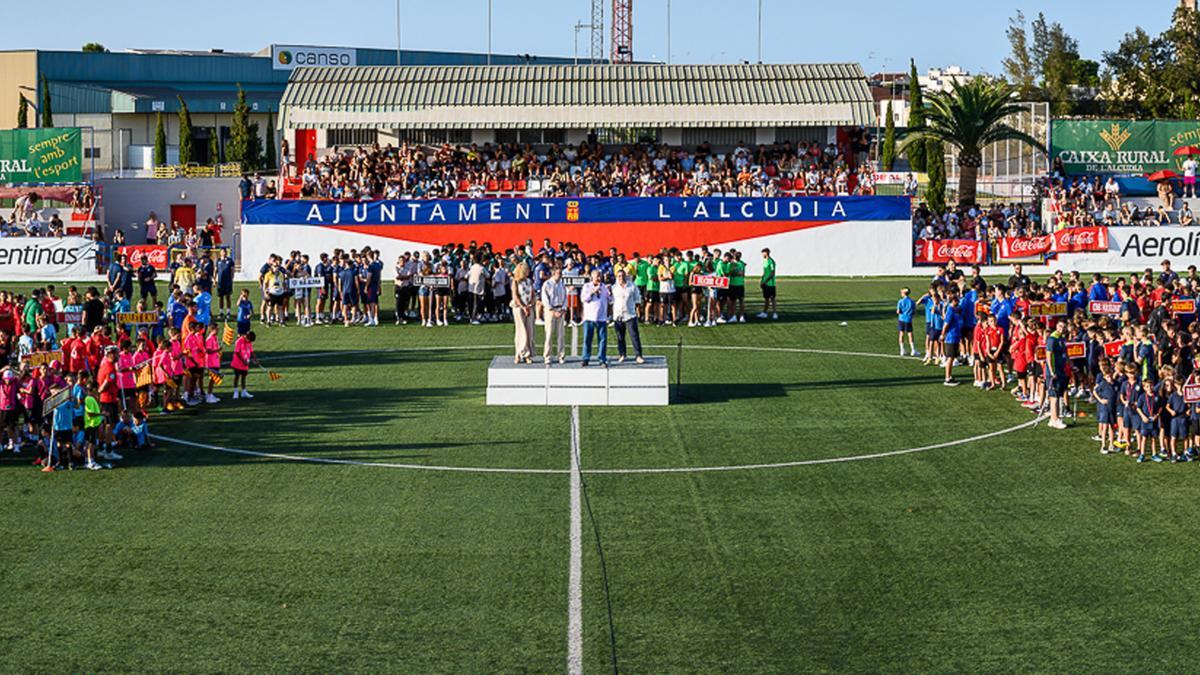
[[899, 77, 1045, 208]]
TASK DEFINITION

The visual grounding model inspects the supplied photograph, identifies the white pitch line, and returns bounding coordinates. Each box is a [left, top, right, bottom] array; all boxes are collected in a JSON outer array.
[[567, 405, 584, 675]]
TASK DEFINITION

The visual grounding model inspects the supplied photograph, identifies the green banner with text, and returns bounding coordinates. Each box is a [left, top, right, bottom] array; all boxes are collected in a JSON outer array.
[[0, 128, 83, 183], [1050, 119, 1200, 175]]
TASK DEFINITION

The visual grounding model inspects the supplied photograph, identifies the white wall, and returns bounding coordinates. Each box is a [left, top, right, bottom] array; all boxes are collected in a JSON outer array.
[[97, 177, 241, 246], [238, 219, 919, 281]]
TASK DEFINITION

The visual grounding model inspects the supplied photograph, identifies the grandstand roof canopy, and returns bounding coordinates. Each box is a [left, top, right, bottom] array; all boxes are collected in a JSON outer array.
[[280, 63, 873, 130]]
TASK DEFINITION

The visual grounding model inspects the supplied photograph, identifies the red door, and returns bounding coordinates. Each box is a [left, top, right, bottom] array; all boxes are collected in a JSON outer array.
[[170, 204, 197, 233], [295, 129, 316, 166]]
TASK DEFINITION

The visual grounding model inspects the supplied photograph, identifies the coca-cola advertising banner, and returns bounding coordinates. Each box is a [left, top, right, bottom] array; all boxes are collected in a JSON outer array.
[[1051, 226, 1108, 254], [997, 235, 1053, 262], [915, 238, 985, 265], [118, 245, 169, 270]]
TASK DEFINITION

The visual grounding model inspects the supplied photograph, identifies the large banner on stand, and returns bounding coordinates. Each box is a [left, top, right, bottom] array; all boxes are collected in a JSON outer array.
[[0, 236, 97, 279], [241, 196, 914, 277], [1050, 120, 1200, 175], [0, 128, 83, 183]]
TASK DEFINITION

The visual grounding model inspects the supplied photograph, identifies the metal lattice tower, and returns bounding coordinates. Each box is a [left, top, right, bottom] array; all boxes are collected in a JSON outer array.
[[590, 0, 605, 63], [611, 0, 633, 63]]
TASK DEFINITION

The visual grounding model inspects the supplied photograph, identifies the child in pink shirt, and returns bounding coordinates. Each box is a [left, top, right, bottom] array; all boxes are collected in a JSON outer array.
[[231, 332, 256, 400]]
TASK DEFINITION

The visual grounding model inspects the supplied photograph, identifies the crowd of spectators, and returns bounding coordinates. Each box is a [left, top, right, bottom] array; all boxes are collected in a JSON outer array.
[[1042, 175, 1200, 228], [912, 201, 1043, 241], [283, 139, 881, 201]]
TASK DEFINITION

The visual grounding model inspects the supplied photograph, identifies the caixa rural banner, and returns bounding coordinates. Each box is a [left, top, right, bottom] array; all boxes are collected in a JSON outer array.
[[242, 196, 911, 254], [0, 236, 96, 280], [0, 128, 83, 183], [1050, 120, 1200, 175]]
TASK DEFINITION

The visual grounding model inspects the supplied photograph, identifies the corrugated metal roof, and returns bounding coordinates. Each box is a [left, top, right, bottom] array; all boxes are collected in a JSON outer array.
[[280, 63, 873, 129]]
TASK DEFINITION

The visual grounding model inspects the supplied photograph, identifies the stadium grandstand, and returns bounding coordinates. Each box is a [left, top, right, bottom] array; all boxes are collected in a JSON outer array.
[[275, 63, 879, 199]]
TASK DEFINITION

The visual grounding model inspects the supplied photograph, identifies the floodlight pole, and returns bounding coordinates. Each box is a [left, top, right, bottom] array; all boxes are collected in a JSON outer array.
[[757, 0, 763, 63], [395, 0, 402, 65], [487, 0, 493, 65]]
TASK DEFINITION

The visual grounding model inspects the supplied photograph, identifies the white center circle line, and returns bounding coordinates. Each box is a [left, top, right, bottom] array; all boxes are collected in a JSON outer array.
[[150, 344, 1042, 475]]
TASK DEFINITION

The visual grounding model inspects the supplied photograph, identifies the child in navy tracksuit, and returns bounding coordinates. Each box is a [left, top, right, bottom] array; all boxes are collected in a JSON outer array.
[[1165, 379, 1189, 462], [1093, 362, 1117, 454], [1135, 380, 1160, 462]]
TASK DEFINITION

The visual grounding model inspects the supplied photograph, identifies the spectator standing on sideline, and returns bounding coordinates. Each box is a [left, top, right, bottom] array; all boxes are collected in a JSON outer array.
[[510, 263, 535, 364], [541, 266, 567, 364]]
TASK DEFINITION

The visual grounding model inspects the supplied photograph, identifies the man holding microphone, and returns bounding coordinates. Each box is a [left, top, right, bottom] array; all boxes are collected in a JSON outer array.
[[541, 265, 567, 364], [581, 269, 611, 367]]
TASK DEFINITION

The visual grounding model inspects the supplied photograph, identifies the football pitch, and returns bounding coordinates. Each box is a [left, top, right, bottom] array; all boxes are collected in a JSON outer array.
[[4, 278, 1200, 672]]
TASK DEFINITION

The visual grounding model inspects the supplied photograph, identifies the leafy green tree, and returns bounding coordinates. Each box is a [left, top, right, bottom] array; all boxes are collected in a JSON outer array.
[[177, 97, 193, 165], [898, 78, 1046, 208], [227, 85, 250, 166], [925, 138, 946, 215], [265, 114, 277, 171], [40, 75, 52, 127], [881, 101, 896, 171], [1003, 11, 1037, 98], [1102, 27, 1173, 117], [905, 60, 927, 172], [209, 129, 220, 165], [16, 96, 28, 128], [81, 43, 108, 53], [153, 112, 167, 167]]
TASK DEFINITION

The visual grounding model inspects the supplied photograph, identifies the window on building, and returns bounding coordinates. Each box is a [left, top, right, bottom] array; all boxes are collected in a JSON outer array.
[[327, 129, 379, 147], [596, 128, 661, 145], [84, 147, 102, 159], [396, 129, 472, 146], [774, 126, 827, 147], [681, 128, 750, 149], [496, 129, 519, 145]]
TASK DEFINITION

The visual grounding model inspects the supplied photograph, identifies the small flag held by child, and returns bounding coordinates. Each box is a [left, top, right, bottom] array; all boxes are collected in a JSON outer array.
[[222, 323, 236, 346], [268, 371, 283, 382], [135, 365, 153, 388], [209, 370, 224, 387]]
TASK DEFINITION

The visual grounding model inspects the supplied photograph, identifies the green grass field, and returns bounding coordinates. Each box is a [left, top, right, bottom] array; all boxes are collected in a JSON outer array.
[[3, 278, 1200, 672]]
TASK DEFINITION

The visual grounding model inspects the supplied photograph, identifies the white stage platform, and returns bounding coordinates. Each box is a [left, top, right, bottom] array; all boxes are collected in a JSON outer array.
[[486, 356, 669, 406]]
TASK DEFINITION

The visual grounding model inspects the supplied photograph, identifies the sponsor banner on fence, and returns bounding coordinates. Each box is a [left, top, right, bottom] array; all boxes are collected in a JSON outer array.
[[119, 245, 169, 270], [914, 238, 986, 265], [997, 235, 1052, 262], [0, 236, 96, 280], [1051, 226, 1108, 254], [0, 128, 83, 183], [1050, 120, 1200, 175]]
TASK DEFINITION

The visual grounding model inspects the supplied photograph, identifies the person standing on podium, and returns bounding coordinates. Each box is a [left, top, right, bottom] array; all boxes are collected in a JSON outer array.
[[581, 269, 610, 367], [510, 262, 535, 364], [541, 265, 567, 364], [612, 268, 645, 364]]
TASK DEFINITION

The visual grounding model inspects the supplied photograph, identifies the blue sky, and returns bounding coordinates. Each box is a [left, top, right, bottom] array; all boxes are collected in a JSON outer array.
[[14, 0, 1177, 74]]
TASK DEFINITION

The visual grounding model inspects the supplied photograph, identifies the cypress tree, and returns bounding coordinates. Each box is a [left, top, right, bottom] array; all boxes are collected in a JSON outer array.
[[177, 96, 193, 165], [16, 96, 28, 128], [209, 129, 220, 165], [40, 75, 53, 128], [925, 138, 946, 215], [227, 84, 250, 166], [905, 60, 927, 172], [153, 112, 167, 167], [247, 122, 263, 171], [265, 114, 277, 171], [881, 100, 897, 171]]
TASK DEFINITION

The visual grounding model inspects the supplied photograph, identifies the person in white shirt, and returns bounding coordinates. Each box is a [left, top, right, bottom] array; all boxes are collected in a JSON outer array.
[[467, 255, 489, 324], [580, 269, 611, 367], [1184, 157, 1198, 198], [540, 266, 567, 364], [611, 268, 644, 364]]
